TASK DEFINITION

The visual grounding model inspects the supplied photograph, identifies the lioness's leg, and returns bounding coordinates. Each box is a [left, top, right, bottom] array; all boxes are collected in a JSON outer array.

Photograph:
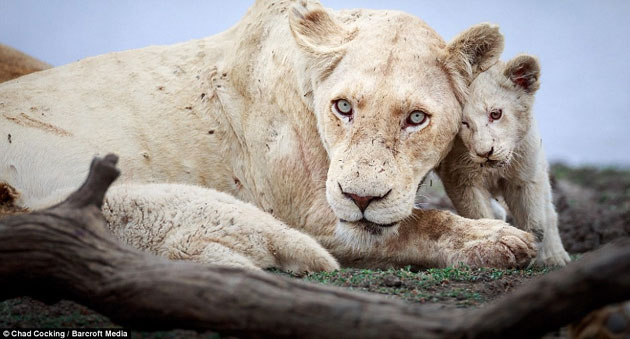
[[386, 209, 537, 268], [103, 183, 339, 273], [326, 209, 536, 269], [24, 187, 77, 211], [503, 180, 570, 266], [188, 242, 260, 270]]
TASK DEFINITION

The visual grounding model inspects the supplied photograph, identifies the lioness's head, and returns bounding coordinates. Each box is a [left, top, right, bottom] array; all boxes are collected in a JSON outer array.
[[460, 54, 541, 167], [289, 2, 504, 244]]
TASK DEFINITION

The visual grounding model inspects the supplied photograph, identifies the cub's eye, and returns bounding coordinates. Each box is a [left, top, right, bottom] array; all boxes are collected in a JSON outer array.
[[490, 109, 502, 121], [334, 99, 353, 116], [405, 110, 428, 127], [462, 121, 470, 128]]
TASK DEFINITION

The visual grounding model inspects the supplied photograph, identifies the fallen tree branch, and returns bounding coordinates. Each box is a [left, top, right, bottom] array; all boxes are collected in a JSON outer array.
[[462, 237, 630, 339], [0, 154, 628, 338]]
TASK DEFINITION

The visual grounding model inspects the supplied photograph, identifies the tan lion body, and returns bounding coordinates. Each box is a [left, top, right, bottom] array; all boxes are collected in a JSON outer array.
[[437, 55, 570, 266], [0, 0, 537, 270], [0, 44, 51, 83]]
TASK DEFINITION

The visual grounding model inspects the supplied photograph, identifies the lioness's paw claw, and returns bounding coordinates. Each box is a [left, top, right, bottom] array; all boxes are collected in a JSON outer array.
[[458, 220, 537, 268], [273, 230, 340, 274], [501, 231, 538, 266], [280, 251, 339, 276]]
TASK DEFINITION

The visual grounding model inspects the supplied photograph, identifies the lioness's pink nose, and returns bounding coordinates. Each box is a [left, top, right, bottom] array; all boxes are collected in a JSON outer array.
[[345, 193, 375, 212]]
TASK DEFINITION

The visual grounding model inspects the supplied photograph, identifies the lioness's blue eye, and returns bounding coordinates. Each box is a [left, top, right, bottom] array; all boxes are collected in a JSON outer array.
[[334, 99, 353, 116], [406, 110, 427, 126]]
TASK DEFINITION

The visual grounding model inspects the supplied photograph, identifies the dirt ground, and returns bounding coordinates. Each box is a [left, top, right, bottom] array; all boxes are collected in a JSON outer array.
[[1, 164, 628, 338]]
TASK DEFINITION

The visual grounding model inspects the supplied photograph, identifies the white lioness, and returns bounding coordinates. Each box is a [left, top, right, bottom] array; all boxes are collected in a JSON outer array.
[[0, 1, 537, 269], [437, 54, 571, 266]]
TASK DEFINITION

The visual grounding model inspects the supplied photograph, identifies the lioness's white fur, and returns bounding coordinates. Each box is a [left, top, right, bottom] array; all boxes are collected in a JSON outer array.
[[104, 183, 339, 273], [437, 54, 570, 266], [0, 1, 537, 269]]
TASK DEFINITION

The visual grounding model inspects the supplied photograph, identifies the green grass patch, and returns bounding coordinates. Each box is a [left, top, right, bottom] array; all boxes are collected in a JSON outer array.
[[292, 265, 550, 307]]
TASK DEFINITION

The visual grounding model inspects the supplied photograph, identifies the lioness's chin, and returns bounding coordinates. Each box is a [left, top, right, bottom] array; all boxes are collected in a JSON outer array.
[[339, 218, 399, 234], [334, 219, 400, 251]]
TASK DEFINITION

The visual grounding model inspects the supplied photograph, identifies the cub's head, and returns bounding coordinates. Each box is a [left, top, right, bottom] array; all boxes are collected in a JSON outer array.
[[460, 54, 541, 167], [289, 2, 504, 245]]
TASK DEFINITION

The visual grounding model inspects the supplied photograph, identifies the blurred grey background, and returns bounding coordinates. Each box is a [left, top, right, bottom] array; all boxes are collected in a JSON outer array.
[[1, 1, 628, 166]]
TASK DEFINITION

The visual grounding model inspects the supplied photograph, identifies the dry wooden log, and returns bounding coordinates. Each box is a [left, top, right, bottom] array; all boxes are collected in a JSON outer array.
[[461, 237, 630, 339], [0, 154, 628, 338]]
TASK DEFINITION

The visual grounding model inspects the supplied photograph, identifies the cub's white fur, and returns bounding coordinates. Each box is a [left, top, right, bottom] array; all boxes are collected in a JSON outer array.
[[437, 54, 570, 266], [0, 1, 538, 269]]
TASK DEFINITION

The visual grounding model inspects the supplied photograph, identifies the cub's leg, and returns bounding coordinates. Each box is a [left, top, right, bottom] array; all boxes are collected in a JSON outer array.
[[489, 198, 507, 221], [103, 183, 339, 273], [542, 205, 571, 266], [443, 182, 495, 220], [503, 179, 570, 266], [437, 138, 495, 220]]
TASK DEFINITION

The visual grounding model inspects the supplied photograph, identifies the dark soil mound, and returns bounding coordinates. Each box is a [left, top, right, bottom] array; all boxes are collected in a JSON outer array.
[[552, 164, 630, 253]]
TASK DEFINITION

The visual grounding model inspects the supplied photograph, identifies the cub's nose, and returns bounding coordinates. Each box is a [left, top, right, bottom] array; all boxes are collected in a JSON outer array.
[[344, 193, 376, 212], [477, 146, 494, 159]]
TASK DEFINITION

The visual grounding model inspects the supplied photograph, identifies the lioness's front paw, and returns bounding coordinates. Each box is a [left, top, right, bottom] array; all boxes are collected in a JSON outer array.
[[273, 229, 340, 275], [456, 220, 537, 268], [282, 249, 339, 275]]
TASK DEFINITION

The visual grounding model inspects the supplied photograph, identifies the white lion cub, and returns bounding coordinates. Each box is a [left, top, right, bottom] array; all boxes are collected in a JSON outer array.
[[437, 54, 570, 266]]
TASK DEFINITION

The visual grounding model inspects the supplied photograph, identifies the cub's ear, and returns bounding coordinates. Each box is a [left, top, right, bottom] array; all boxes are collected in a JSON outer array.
[[442, 23, 504, 103], [289, 1, 357, 54], [504, 54, 540, 93]]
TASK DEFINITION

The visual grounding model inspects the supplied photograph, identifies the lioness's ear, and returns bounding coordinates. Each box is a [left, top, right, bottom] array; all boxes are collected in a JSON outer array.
[[504, 54, 540, 93], [442, 23, 504, 103], [289, 2, 357, 82], [289, 1, 357, 53]]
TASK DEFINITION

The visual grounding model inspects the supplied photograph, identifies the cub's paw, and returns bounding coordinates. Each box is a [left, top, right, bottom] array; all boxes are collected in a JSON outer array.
[[457, 219, 537, 268], [536, 244, 571, 267]]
